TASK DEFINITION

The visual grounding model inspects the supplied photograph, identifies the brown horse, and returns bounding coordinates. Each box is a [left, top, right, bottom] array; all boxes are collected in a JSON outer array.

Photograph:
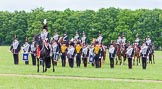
[[102, 45, 107, 64], [133, 45, 141, 66], [114, 44, 122, 65], [120, 44, 127, 65]]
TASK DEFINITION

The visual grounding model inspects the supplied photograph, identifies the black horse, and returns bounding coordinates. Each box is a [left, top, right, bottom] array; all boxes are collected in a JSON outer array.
[[34, 34, 55, 72], [148, 44, 155, 64]]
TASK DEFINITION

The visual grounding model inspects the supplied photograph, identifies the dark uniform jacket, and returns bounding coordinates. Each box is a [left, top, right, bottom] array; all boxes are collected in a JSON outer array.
[[126, 47, 134, 58], [141, 46, 149, 58], [30, 42, 36, 54], [10, 40, 21, 54], [108, 47, 116, 58], [82, 46, 89, 58]]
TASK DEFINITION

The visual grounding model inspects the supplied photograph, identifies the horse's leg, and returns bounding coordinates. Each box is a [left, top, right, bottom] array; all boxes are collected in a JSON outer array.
[[119, 56, 122, 65], [136, 57, 138, 66], [149, 54, 152, 64], [42, 59, 45, 72], [52, 57, 55, 72], [115, 55, 118, 65], [37, 58, 39, 72], [139, 55, 141, 64], [133, 56, 135, 65], [45, 59, 47, 72], [123, 55, 126, 65], [153, 54, 155, 64]]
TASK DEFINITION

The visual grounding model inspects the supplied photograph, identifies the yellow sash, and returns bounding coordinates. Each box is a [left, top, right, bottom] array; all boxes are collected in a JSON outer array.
[[61, 45, 67, 53], [76, 45, 82, 53], [94, 45, 100, 54]]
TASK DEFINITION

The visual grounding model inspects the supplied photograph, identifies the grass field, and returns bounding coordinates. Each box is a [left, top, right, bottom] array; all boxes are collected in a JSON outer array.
[[0, 46, 162, 89]]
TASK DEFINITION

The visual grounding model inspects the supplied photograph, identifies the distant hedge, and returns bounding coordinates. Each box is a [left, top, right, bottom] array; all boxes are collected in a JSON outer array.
[[0, 7, 162, 48]]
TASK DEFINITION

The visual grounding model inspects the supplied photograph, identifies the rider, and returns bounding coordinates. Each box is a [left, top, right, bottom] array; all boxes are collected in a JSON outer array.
[[96, 31, 103, 44], [146, 36, 152, 46], [40, 19, 50, 43], [74, 31, 81, 42], [81, 31, 87, 45], [63, 32, 69, 46], [134, 33, 140, 49], [116, 35, 122, 45], [121, 34, 126, 45], [53, 32, 59, 42], [135, 33, 140, 45]]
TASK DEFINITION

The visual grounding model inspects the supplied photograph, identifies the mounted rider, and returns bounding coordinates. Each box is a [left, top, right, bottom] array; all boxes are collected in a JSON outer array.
[[135, 33, 140, 45], [52, 32, 59, 42], [41, 19, 52, 68], [145, 36, 152, 46], [134, 33, 141, 50], [121, 33, 126, 45], [116, 33, 122, 45], [40, 19, 50, 43], [96, 31, 103, 44], [63, 32, 69, 46], [81, 31, 87, 45], [74, 31, 81, 42]]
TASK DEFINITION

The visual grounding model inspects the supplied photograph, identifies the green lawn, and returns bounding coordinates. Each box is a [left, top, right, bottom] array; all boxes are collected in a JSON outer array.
[[0, 46, 162, 89], [0, 76, 162, 89]]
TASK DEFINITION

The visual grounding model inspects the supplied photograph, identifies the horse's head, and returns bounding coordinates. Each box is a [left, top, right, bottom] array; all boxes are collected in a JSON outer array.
[[115, 44, 120, 52], [58, 36, 63, 43]]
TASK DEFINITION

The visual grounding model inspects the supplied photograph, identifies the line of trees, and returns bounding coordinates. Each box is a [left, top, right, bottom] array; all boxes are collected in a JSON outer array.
[[0, 7, 162, 48]]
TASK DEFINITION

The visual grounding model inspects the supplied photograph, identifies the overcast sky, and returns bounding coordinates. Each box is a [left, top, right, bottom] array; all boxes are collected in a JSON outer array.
[[0, 0, 162, 12]]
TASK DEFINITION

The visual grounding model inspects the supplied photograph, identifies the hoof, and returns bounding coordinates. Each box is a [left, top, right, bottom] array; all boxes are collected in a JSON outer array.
[[45, 69, 47, 72], [116, 61, 118, 65]]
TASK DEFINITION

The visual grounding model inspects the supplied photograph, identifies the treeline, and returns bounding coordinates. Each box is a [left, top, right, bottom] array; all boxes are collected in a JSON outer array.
[[0, 7, 162, 48]]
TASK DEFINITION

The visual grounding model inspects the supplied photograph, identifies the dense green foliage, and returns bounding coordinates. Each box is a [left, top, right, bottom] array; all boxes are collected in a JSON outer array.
[[0, 7, 162, 47]]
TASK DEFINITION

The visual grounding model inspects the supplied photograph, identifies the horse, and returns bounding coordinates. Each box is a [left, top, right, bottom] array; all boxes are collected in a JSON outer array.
[[120, 43, 127, 65], [34, 34, 54, 72], [114, 44, 122, 65], [133, 44, 141, 66], [102, 45, 107, 64], [148, 44, 155, 64]]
